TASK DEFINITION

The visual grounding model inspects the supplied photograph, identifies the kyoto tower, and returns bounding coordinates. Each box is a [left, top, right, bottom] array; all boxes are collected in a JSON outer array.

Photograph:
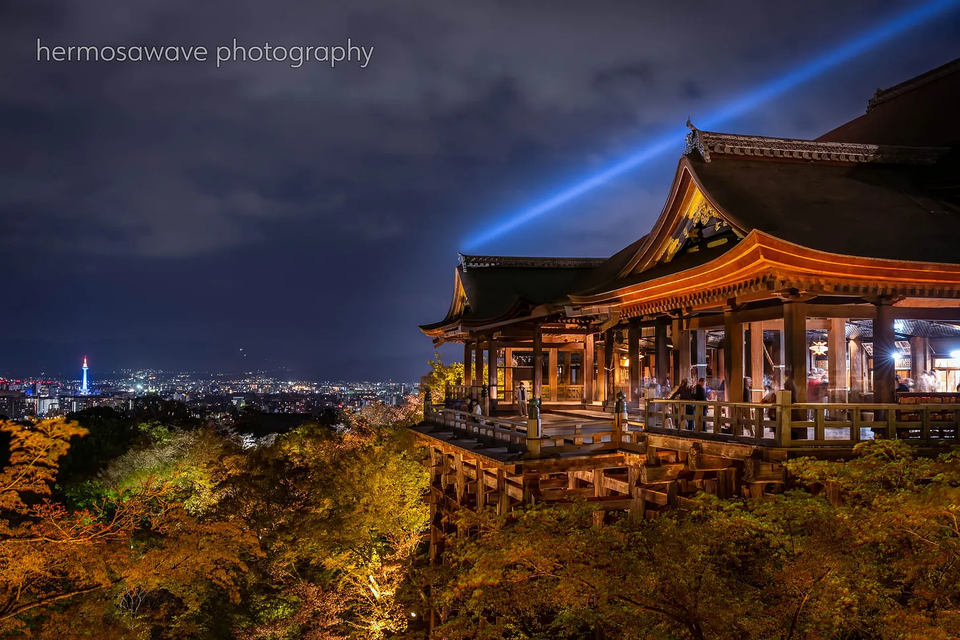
[[81, 356, 89, 394]]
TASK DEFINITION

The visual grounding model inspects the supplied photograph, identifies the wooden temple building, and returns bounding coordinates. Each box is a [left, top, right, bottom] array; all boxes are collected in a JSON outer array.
[[413, 58, 960, 554]]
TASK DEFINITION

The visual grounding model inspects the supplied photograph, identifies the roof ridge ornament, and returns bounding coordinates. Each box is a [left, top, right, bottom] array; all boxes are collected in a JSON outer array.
[[684, 119, 711, 162], [689, 129, 948, 165], [457, 254, 606, 270]]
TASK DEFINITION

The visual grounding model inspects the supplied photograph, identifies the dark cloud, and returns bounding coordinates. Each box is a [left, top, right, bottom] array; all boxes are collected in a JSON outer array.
[[1, 0, 958, 378]]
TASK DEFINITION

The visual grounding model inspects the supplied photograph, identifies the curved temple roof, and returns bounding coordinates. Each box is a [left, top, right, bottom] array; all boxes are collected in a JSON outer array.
[[421, 58, 960, 341]]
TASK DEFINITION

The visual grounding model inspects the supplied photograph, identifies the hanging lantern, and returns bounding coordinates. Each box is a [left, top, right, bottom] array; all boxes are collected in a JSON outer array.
[[810, 341, 828, 356]]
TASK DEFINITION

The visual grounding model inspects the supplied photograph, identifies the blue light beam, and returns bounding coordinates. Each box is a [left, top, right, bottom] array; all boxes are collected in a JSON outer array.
[[465, 0, 960, 250]]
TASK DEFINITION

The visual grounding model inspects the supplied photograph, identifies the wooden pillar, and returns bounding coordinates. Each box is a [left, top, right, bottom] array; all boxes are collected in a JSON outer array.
[[584, 334, 595, 404], [596, 342, 606, 403], [749, 323, 764, 401], [874, 299, 897, 404], [488, 338, 499, 402], [533, 327, 543, 400], [474, 339, 484, 390], [496, 470, 510, 516], [463, 340, 473, 386], [563, 351, 572, 384], [476, 462, 486, 511], [504, 347, 514, 402], [548, 348, 558, 403], [655, 323, 669, 387], [673, 318, 691, 384], [604, 329, 616, 403], [717, 345, 725, 384], [693, 330, 707, 383], [723, 307, 744, 403], [783, 301, 807, 402], [628, 319, 641, 402], [849, 338, 864, 402], [679, 326, 692, 383], [827, 319, 848, 403], [910, 336, 928, 382]]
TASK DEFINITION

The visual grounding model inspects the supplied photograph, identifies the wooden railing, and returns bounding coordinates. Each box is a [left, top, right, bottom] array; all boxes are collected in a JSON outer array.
[[445, 384, 489, 401], [645, 399, 779, 446], [548, 384, 585, 401], [425, 404, 531, 448], [423, 394, 960, 457], [645, 396, 960, 448], [424, 403, 641, 457]]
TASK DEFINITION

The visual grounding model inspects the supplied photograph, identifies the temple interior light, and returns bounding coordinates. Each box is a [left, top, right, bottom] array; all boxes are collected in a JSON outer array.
[[951, 350, 960, 359], [810, 341, 828, 356]]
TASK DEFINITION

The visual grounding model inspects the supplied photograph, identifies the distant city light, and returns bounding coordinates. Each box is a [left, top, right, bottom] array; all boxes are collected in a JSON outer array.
[[464, 0, 960, 249]]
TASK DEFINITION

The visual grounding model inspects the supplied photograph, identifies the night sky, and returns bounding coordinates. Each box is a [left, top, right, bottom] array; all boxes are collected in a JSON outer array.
[[1, 1, 958, 381]]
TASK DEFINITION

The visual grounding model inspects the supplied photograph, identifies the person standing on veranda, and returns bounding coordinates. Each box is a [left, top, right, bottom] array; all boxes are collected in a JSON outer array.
[[517, 381, 528, 417]]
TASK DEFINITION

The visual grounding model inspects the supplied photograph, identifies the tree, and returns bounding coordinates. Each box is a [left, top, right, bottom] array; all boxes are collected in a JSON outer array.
[[424, 353, 464, 404], [0, 419, 258, 638], [222, 416, 430, 639], [57, 407, 140, 482]]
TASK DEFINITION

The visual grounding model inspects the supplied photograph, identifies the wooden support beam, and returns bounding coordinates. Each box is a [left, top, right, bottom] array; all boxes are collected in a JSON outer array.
[[655, 323, 669, 387], [455, 454, 465, 503], [716, 468, 738, 499], [849, 338, 864, 402], [584, 333, 595, 404], [749, 323, 764, 402], [464, 341, 473, 386], [593, 468, 605, 497], [497, 470, 510, 515], [490, 340, 586, 349], [694, 330, 707, 383], [827, 319, 848, 403], [628, 319, 641, 402], [476, 462, 486, 510], [806, 304, 876, 319], [688, 453, 734, 471], [910, 336, 929, 381], [783, 301, 807, 401], [604, 329, 616, 403], [488, 338, 498, 401], [723, 307, 744, 403], [548, 347, 558, 403], [602, 473, 631, 496], [674, 319, 691, 383], [743, 458, 786, 483], [474, 339, 484, 389], [892, 307, 960, 321], [874, 299, 897, 404], [518, 454, 628, 475], [533, 326, 543, 400], [640, 463, 685, 484], [596, 342, 606, 403]]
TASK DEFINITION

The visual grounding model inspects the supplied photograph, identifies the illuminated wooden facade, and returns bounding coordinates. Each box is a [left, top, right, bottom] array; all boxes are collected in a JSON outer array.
[[415, 58, 960, 549], [422, 57, 960, 412]]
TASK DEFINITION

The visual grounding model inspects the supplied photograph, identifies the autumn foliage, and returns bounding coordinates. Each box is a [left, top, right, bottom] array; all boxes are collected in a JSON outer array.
[[0, 400, 429, 639], [2, 403, 959, 639]]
